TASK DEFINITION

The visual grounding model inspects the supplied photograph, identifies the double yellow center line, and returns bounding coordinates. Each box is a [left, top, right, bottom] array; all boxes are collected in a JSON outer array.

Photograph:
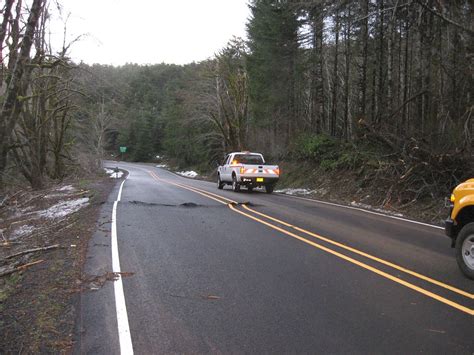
[[148, 170, 474, 316]]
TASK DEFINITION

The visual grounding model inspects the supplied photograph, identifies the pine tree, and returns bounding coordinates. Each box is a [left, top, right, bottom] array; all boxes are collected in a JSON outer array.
[[246, 0, 300, 151]]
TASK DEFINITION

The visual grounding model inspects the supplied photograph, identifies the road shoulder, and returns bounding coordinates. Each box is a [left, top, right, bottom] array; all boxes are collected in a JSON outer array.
[[0, 174, 118, 353]]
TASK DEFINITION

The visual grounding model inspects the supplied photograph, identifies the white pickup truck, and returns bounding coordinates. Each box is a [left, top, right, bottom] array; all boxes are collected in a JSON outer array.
[[217, 152, 280, 193]]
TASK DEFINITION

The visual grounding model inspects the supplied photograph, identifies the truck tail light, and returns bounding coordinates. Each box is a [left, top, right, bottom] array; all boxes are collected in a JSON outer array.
[[275, 167, 280, 176]]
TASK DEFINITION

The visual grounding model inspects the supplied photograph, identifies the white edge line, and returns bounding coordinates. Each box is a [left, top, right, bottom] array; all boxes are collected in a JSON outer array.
[[111, 171, 134, 354], [113, 162, 444, 231], [277, 193, 444, 230]]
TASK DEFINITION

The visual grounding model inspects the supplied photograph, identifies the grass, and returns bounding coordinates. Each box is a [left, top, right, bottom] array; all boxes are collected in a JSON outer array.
[[0, 273, 23, 306]]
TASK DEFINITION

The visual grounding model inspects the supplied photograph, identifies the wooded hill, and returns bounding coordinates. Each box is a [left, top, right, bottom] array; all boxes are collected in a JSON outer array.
[[1, 0, 472, 211]]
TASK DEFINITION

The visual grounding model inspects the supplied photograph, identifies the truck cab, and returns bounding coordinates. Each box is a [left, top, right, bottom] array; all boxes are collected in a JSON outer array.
[[445, 178, 474, 279]]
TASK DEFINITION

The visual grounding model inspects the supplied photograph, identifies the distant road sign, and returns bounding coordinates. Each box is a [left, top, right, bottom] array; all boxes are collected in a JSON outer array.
[[120, 146, 127, 153]]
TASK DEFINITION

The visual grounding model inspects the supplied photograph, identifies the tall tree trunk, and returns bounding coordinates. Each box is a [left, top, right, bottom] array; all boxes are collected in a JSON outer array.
[[309, 7, 325, 134], [343, 8, 352, 141], [330, 10, 340, 137], [0, 0, 16, 89], [400, 21, 410, 135], [387, 0, 399, 119], [0, 0, 45, 186], [376, 0, 385, 125], [358, 0, 369, 119]]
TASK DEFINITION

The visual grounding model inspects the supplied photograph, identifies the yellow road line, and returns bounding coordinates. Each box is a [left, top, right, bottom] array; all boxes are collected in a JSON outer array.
[[229, 204, 474, 316], [172, 182, 237, 204], [146, 170, 474, 315], [241, 205, 474, 300], [148, 171, 228, 205], [153, 174, 473, 300], [149, 170, 238, 204], [153, 175, 473, 300]]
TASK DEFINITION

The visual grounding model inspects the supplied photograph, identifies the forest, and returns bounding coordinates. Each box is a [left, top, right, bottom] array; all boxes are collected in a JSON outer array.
[[0, 0, 472, 214]]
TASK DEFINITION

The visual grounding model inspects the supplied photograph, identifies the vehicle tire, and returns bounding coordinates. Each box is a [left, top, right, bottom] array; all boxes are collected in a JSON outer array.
[[217, 174, 224, 190], [265, 184, 274, 194], [247, 186, 253, 193], [232, 176, 240, 192], [455, 222, 474, 280]]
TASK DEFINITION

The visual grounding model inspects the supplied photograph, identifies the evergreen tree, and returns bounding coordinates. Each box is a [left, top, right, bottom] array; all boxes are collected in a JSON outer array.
[[246, 0, 300, 151]]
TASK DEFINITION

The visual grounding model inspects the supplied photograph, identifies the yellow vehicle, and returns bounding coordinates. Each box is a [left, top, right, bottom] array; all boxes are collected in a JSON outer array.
[[445, 178, 474, 279]]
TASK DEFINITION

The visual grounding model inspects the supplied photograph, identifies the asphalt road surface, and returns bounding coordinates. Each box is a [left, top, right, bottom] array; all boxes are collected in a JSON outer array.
[[75, 162, 473, 354]]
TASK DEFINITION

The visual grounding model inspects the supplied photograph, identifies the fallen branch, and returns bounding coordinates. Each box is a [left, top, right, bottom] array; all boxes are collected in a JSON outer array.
[[389, 90, 428, 119], [0, 259, 45, 278], [5, 244, 60, 260], [0, 241, 23, 247], [0, 190, 25, 207]]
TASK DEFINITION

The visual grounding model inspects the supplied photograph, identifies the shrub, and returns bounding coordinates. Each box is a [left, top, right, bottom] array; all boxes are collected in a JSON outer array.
[[293, 134, 372, 171], [294, 134, 339, 161]]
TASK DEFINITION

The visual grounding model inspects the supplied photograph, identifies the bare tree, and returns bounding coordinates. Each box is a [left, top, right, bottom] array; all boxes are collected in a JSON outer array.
[[0, 0, 46, 187], [210, 38, 249, 152]]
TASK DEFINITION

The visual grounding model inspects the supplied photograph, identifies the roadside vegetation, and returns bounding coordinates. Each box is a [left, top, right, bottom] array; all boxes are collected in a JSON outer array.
[[73, 1, 472, 221], [1, 1, 472, 206], [0, 1, 123, 351], [0, 0, 472, 349]]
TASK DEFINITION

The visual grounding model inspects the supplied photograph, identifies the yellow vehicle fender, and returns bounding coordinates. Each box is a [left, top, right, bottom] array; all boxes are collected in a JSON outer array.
[[451, 179, 474, 221]]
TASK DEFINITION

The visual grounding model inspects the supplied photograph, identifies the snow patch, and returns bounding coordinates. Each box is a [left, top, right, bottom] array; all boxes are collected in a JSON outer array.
[[104, 168, 123, 179], [10, 225, 36, 240], [156, 164, 168, 168], [275, 188, 314, 196], [45, 184, 77, 198], [177, 171, 198, 178], [58, 185, 75, 192], [38, 197, 89, 219], [350, 201, 404, 217]]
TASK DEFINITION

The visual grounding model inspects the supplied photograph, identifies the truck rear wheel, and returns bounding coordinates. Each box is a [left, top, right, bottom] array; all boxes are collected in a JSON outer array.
[[265, 185, 274, 194], [217, 175, 224, 190], [455, 222, 474, 280], [232, 176, 240, 192]]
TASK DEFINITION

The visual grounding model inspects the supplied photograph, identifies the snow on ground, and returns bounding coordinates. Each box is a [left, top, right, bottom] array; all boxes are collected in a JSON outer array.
[[276, 188, 404, 217], [58, 185, 75, 192], [45, 184, 77, 198], [10, 225, 36, 240], [156, 164, 168, 168], [275, 188, 314, 196], [350, 201, 404, 217], [38, 197, 89, 219], [104, 168, 123, 178], [177, 171, 198, 178]]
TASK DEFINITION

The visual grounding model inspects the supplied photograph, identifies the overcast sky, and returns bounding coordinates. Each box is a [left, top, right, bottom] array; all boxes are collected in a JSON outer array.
[[49, 0, 251, 66]]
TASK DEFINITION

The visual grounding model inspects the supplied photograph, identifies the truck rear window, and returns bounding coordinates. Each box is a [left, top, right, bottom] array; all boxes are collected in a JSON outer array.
[[233, 154, 264, 165]]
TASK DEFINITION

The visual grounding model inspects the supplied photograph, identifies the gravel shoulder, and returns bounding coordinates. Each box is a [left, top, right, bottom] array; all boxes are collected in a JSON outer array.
[[0, 174, 120, 353]]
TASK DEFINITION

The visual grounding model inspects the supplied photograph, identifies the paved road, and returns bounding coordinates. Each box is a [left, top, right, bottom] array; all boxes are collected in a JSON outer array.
[[75, 162, 473, 354]]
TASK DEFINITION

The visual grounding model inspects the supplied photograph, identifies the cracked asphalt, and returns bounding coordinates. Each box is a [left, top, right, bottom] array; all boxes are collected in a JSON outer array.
[[75, 162, 473, 354]]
